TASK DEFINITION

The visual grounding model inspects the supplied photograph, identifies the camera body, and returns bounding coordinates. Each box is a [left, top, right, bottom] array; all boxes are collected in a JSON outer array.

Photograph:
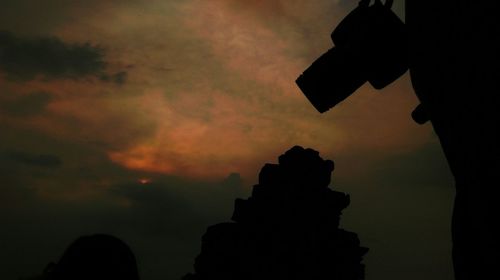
[[296, 0, 407, 113]]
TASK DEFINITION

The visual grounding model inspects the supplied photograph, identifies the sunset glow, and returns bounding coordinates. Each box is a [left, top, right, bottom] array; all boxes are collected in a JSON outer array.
[[138, 178, 153, 185]]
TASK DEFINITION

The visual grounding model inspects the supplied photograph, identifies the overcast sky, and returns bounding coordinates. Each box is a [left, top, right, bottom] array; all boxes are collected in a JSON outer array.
[[1, 1, 455, 279]]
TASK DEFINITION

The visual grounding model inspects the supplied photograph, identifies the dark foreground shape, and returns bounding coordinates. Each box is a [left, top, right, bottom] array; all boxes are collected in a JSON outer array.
[[407, 2, 500, 279], [296, 0, 407, 113], [184, 146, 368, 280], [296, 1, 500, 279], [24, 234, 139, 280]]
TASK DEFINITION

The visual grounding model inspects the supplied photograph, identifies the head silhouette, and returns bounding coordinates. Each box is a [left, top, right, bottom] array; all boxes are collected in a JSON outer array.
[[48, 234, 139, 280]]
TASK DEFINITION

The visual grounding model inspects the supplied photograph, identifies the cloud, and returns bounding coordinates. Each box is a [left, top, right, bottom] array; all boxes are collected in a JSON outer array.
[[100, 0, 425, 181], [99, 71, 128, 85], [0, 91, 52, 117], [1, 151, 62, 168], [0, 30, 125, 83], [108, 180, 217, 237]]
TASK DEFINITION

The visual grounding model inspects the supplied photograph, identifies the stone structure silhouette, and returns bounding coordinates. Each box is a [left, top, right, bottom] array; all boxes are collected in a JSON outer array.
[[184, 146, 368, 280]]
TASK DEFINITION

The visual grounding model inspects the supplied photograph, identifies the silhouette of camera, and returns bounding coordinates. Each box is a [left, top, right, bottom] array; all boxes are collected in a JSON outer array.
[[296, 0, 407, 113]]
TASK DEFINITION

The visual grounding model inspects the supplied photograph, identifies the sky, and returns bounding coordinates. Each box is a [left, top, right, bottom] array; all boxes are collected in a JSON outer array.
[[1, 1, 455, 280]]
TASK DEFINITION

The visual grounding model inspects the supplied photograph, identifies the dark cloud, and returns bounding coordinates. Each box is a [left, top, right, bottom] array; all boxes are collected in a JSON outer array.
[[2, 151, 62, 168], [99, 71, 128, 85], [110, 174, 246, 227], [0, 30, 121, 81], [0, 91, 52, 117], [110, 181, 206, 238], [221, 172, 243, 188]]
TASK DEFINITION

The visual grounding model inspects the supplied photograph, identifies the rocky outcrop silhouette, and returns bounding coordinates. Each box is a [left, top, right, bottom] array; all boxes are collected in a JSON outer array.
[[184, 146, 368, 280], [20, 234, 140, 280]]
